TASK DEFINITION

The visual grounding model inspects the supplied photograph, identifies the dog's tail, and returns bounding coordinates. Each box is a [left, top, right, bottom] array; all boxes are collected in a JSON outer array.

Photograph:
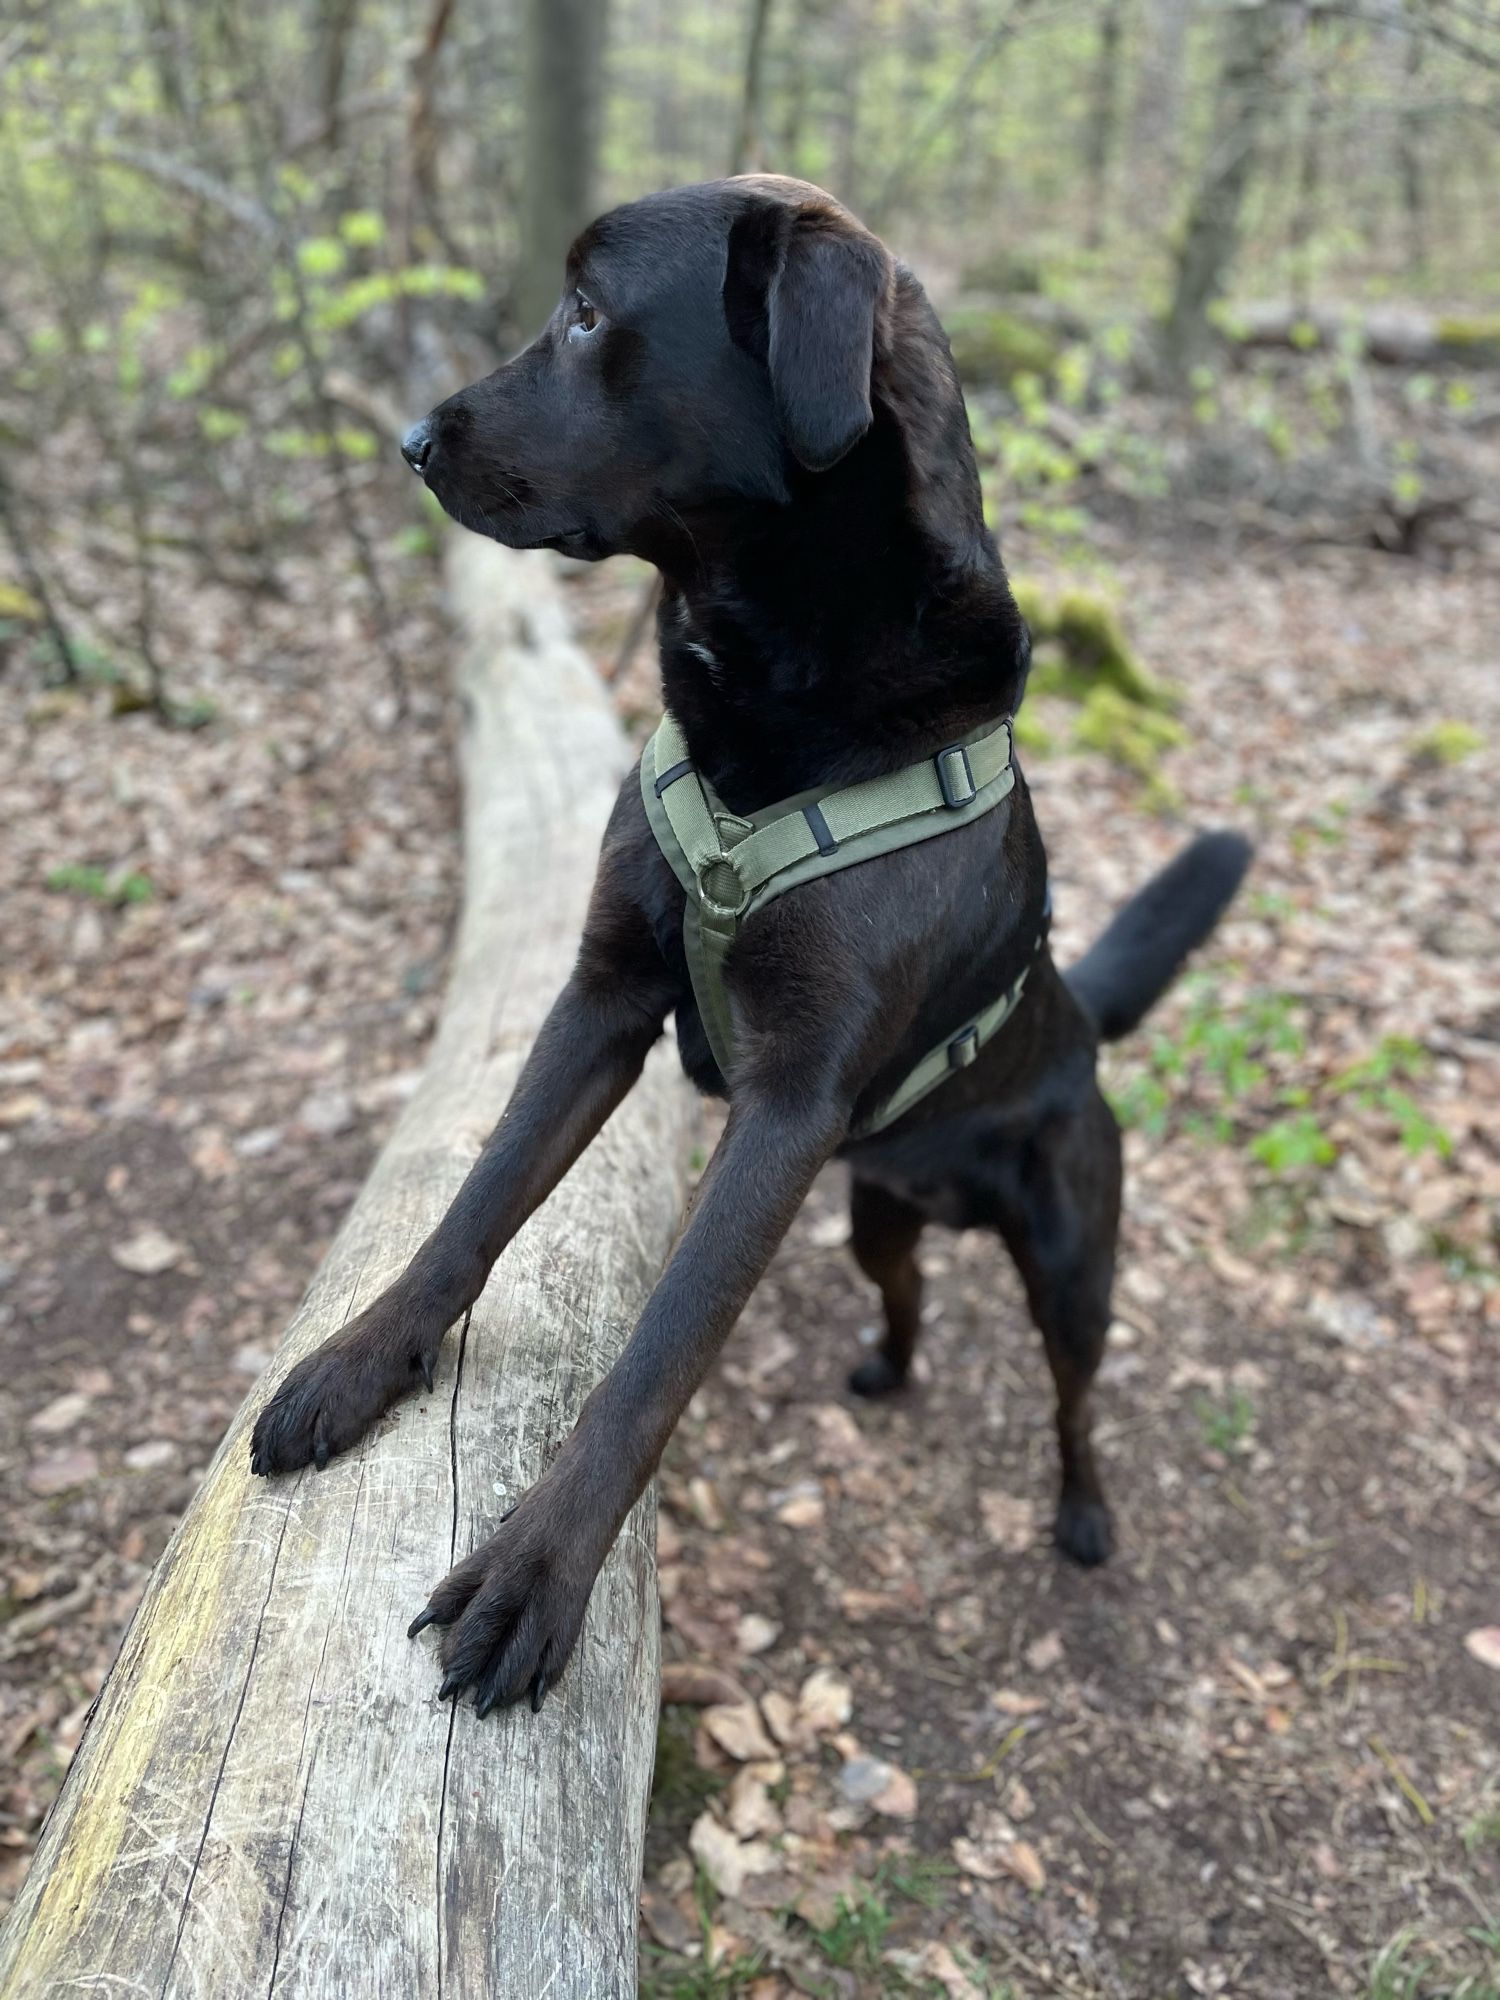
[[1063, 831, 1253, 1043]]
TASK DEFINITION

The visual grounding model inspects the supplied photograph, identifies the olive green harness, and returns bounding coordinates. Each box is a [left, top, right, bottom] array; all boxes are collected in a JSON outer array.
[[640, 709, 1035, 1139]]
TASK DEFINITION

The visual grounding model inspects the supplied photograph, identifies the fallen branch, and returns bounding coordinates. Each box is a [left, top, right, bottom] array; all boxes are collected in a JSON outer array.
[[0, 537, 693, 1999]]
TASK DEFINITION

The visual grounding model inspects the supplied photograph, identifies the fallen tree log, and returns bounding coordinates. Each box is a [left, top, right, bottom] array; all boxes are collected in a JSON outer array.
[[0, 536, 693, 2000], [1225, 301, 1500, 367]]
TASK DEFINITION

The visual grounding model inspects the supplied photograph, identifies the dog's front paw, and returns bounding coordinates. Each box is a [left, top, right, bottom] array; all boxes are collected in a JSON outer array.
[[408, 1480, 602, 1717], [249, 1298, 446, 1476], [1054, 1491, 1114, 1567]]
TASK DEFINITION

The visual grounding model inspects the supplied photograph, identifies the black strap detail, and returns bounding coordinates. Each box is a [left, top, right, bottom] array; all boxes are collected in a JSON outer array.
[[654, 758, 696, 797], [803, 801, 838, 856], [948, 1025, 981, 1069], [935, 744, 977, 809]]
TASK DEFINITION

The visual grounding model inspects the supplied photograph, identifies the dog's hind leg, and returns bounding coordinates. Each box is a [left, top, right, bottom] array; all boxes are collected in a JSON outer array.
[[847, 1175, 925, 1397], [996, 1085, 1122, 1566]]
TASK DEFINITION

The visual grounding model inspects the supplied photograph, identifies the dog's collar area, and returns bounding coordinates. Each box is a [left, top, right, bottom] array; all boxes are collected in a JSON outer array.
[[642, 709, 1041, 1136]]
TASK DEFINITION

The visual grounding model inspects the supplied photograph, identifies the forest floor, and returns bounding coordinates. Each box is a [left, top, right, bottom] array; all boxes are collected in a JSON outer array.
[[2, 478, 1498, 1999]]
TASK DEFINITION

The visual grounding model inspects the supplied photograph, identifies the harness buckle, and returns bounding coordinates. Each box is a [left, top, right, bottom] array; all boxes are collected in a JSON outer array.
[[698, 854, 750, 920], [935, 744, 977, 809], [948, 1025, 981, 1070]]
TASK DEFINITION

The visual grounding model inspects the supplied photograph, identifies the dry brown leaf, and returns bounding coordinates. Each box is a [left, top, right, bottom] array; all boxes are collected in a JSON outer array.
[[797, 1666, 853, 1733], [978, 1491, 1036, 1553], [991, 1688, 1046, 1716], [687, 1811, 778, 1899], [760, 1689, 805, 1748], [661, 1662, 749, 1708], [1001, 1839, 1047, 1892], [703, 1700, 778, 1763], [727, 1770, 783, 1841], [1026, 1630, 1065, 1673], [736, 1613, 780, 1656]]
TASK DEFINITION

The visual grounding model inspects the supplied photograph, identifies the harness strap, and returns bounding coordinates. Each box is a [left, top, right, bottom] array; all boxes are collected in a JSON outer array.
[[641, 709, 1029, 1136]]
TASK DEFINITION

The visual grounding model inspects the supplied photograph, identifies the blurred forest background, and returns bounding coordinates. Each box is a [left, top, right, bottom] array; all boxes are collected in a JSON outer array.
[[2, 0, 1499, 698], [2, 4, 1498, 1999]]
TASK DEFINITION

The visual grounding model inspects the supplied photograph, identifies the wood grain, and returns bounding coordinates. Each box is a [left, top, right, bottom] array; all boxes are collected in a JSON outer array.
[[0, 536, 692, 2000]]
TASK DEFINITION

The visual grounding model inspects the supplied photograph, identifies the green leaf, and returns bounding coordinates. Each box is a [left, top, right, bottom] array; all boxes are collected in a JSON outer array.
[[297, 235, 348, 278]]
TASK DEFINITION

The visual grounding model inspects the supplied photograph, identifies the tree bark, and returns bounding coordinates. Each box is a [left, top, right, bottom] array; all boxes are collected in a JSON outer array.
[[1129, 0, 1191, 214], [0, 536, 692, 2000], [1160, 0, 1289, 379], [731, 0, 776, 173], [516, 0, 610, 341], [1084, 0, 1126, 250]]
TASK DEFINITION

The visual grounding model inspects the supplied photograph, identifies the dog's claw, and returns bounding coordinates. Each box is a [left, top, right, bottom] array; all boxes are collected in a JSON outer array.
[[438, 1670, 464, 1703], [530, 1672, 547, 1715], [416, 1353, 435, 1394], [312, 1418, 330, 1472], [408, 1608, 438, 1639]]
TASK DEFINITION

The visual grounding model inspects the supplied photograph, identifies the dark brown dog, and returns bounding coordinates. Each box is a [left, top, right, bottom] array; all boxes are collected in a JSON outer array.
[[250, 176, 1250, 1718]]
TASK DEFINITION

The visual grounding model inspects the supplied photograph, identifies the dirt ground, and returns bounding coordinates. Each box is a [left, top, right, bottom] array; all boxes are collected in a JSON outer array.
[[2, 508, 1497, 1998]]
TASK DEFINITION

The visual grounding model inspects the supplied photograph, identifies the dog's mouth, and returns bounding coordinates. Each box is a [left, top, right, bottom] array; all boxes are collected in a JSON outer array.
[[422, 468, 606, 561]]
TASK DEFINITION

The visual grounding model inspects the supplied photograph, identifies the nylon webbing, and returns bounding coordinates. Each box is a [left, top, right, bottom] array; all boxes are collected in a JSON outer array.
[[641, 709, 1030, 1136]]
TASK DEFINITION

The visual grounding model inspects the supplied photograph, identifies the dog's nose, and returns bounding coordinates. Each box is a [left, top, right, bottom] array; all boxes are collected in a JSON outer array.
[[401, 419, 434, 473]]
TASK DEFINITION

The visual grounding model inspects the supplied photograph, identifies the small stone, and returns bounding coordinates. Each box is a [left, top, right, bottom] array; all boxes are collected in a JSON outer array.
[[124, 1440, 177, 1472], [29, 1392, 91, 1436], [775, 1490, 824, 1529], [111, 1228, 185, 1276], [236, 1127, 283, 1159], [297, 1089, 356, 1137], [838, 1755, 894, 1805], [28, 1447, 99, 1496]]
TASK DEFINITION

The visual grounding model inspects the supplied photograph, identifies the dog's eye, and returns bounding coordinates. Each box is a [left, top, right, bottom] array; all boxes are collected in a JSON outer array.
[[568, 295, 600, 341]]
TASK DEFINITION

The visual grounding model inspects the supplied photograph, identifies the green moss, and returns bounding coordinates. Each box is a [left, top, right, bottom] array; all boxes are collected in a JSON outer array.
[[1016, 582, 1178, 710], [1015, 583, 1185, 801], [1073, 684, 1186, 807], [1011, 707, 1055, 756], [945, 306, 1060, 386], [1412, 719, 1484, 765], [957, 247, 1045, 296], [1435, 313, 1500, 363]]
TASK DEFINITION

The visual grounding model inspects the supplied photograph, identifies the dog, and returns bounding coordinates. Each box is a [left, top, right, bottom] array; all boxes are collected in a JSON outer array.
[[250, 175, 1250, 1718]]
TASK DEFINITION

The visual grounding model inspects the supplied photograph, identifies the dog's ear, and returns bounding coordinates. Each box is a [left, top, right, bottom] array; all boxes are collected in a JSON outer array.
[[727, 200, 885, 472], [768, 212, 885, 471]]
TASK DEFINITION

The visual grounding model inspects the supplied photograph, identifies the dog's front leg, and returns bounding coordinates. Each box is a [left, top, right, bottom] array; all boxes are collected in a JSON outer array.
[[250, 916, 673, 1477], [408, 1080, 848, 1714]]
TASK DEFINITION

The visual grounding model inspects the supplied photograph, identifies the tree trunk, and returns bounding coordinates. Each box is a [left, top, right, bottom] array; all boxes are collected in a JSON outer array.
[[1128, 0, 1191, 214], [516, 0, 609, 341], [1084, 0, 1126, 250], [731, 0, 776, 173], [0, 536, 692, 2000], [1160, 0, 1287, 380]]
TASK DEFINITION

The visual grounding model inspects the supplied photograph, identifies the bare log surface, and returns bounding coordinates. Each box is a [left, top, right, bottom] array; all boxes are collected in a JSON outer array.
[[0, 537, 692, 2000]]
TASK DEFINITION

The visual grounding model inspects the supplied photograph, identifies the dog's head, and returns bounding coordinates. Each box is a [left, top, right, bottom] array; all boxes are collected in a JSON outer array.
[[402, 176, 983, 566]]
